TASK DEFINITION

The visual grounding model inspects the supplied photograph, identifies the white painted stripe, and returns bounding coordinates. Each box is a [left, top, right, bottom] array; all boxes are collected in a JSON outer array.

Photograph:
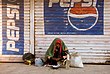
[[69, 13, 97, 18]]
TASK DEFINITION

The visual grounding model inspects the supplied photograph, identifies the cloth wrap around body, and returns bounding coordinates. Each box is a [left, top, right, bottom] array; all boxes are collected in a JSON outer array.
[[45, 38, 69, 64]]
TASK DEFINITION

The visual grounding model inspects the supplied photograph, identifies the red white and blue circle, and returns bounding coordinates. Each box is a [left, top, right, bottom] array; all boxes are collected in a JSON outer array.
[[44, 0, 104, 35]]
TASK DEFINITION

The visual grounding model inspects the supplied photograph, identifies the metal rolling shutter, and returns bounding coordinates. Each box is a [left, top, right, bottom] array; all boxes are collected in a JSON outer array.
[[35, 0, 110, 63], [0, 0, 30, 62]]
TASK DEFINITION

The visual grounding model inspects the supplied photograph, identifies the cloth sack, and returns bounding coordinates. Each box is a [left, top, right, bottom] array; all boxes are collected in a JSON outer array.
[[22, 53, 35, 65], [70, 52, 84, 68]]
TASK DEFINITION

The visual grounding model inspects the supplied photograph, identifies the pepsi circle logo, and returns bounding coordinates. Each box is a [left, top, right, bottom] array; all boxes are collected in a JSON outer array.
[[67, 7, 98, 31]]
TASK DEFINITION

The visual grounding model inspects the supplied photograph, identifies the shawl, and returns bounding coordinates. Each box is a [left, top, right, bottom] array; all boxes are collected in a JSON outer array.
[[45, 38, 68, 59]]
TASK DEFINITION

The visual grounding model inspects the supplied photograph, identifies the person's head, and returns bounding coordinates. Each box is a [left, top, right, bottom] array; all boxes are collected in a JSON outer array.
[[56, 39, 62, 48]]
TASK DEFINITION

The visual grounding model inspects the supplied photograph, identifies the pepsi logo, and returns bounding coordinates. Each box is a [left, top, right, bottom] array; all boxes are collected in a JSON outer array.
[[67, 6, 98, 31]]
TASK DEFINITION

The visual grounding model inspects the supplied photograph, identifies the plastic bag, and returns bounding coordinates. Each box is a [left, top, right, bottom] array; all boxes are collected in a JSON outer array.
[[35, 58, 44, 67], [70, 52, 84, 68]]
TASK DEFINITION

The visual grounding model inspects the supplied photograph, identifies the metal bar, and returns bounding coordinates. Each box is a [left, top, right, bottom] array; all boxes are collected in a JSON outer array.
[[30, 0, 35, 54]]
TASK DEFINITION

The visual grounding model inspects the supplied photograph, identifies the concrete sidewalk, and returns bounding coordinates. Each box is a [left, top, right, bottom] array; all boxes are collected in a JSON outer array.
[[0, 63, 110, 74]]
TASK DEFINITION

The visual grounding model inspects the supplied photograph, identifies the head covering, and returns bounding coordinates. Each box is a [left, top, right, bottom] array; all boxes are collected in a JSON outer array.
[[56, 39, 61, 44], [54, 39, 62, 57], [45, 38, 68, 59]]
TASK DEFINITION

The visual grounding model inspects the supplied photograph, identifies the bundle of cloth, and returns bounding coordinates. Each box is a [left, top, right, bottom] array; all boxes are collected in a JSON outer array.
[[22, 52, 35, 65]]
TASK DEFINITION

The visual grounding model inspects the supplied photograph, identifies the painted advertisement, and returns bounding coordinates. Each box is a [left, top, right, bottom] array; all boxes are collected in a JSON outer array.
[[2, 0, 24, 55], [44, 0, 104, 35]]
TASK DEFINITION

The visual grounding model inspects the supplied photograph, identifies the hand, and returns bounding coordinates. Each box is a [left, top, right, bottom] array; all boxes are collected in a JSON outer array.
[[63, 56, 67, 59], [48, 56, 51, 59]]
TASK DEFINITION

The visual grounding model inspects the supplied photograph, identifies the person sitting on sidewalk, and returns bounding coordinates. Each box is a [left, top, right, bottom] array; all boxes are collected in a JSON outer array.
[[45, 38, 69, 67]]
